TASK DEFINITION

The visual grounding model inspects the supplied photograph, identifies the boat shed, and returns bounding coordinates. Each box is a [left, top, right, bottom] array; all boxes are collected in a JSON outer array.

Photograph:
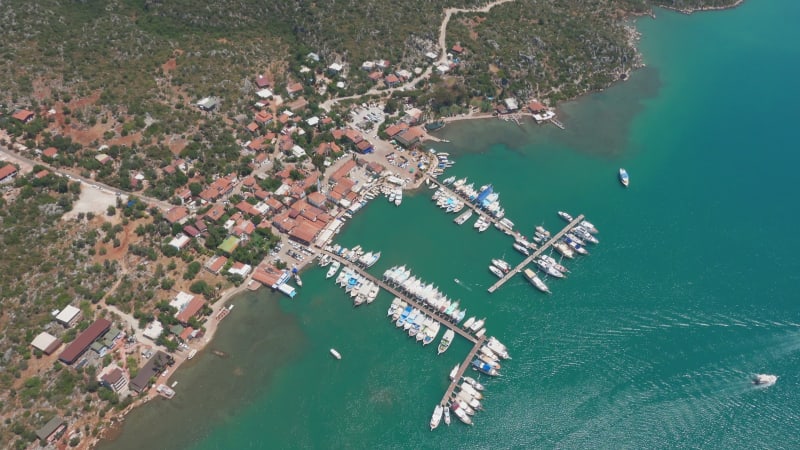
[[58, 318, 111, 365], [31, 332, 62, 355], [55, 305, 82, 327]]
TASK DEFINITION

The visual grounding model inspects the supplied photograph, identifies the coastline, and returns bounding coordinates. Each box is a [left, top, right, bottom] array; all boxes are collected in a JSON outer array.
[[88, 2, 748, 448], [90, 281, 249, 448]]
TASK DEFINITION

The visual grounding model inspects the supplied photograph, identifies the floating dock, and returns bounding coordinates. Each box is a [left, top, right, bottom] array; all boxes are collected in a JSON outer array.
[[440, 336, 486, 406], [487, 214, 584, 293], [322, 250, 479, 345]]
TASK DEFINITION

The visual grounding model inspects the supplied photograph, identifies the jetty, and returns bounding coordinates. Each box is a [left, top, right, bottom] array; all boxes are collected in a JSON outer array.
[[321, 250, 479, 345], [487, 214, 584, 293], [427, 176, 528, 243], [440, 336, 486, 406]]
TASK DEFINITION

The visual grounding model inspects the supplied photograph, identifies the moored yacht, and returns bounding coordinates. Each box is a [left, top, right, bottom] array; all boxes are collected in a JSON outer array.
[[463, 376, 485, 391], [535, 258, 565, 278], [513, 242, 531, 256], [470, 318, 486, 332], [558, 211, 574, 222], [438, 329, 455, 354], [553, 241, 575, 259], [326, 260, 341, 279], [580, 220, 599, 234], [430, 404, 444, 431], [489, 265, 504, 278], [462, 317, 476, 330], [523, 268, 551, 294]]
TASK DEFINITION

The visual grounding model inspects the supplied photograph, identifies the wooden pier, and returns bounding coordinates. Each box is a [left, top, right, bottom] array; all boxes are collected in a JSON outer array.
[[487, 214, 584, 293], [322, 250, 479, 345], [427, 177, 528, 243], [439, 336, 486, 406]]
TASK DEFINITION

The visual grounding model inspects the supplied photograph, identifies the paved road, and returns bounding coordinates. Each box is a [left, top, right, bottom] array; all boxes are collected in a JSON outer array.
[[0, 145, 173, 211]]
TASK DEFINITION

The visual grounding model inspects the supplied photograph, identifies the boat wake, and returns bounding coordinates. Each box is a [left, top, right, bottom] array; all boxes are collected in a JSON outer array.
[[454, 278, 472, 291]]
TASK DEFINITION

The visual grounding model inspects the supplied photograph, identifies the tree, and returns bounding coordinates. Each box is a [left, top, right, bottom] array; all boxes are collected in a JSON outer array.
[[107, 205, 116, 216], [189, 280, 211, 295]]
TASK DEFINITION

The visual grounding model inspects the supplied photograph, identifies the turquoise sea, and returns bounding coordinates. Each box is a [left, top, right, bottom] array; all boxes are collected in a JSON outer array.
[[104, 2, 800, 448]]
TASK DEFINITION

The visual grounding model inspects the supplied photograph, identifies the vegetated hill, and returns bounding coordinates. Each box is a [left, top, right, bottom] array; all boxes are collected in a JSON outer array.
[[0, 0, 741, 116]]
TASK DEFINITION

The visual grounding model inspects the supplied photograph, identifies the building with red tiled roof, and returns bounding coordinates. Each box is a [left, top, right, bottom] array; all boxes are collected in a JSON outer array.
[[368, 71, 383, 82], [356, 140, 374, 153], [12, 109, 34, 123], [286, 82, 303, 97], [265, 197, 284, 212], [254, 110, 273, 124], [182, 225, 201, 237], [384, 74, 400, 86], [255, 73, 273, 89], [330, 159, 356, 183], [315, 141, 342, 156], [165, 206, 189, 224], [175, 296, 206, 324], [204, 204, 226, 223], [247, 136, 267, 152], [252, 265, 283, 287], [343, 128, 363, 144], [289, 221, 319, 246], [34, 169, 50, 179], [307, 191, 327, 208], [528, 101, 547, 113], [42, 147, 58, 158], [246, 122, 259, 133], [331, 128, 345, 141], [384, 122, 409, 137], [0, 164, 17, 181], [395, 126, 425, 148], [451, 44, 464, 54], [178, 327, 195, 341], [367, 162, 386, 174], [59, 318, 111, 365], [205, 255, 228, 274]]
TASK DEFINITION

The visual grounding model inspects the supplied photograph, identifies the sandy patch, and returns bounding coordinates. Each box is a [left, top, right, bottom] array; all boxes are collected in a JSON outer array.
[[63, 183, 124, 220]]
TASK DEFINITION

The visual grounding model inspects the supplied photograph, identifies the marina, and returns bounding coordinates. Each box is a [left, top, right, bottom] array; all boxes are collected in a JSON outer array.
[[488, 214, 585, 293]]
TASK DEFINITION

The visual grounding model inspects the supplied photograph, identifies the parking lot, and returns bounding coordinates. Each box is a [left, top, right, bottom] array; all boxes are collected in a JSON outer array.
[[349, 103, 386, 132]]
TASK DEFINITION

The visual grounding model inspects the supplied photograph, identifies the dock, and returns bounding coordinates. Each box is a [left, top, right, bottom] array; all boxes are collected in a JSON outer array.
[[321, 250, 479, 345], [440, 336, 486, 406], [487, 214, 584, 293], [427, 177, 528, 243]]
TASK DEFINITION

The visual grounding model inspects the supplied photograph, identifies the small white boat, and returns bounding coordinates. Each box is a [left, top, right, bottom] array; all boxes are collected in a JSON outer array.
[[462, 317, 476, 330], [753, 374, 777, 387], [558, 211, 574, 222], [187, 349, 197, 360], [438, 329, 455, 355], [474, 328, 486, 339], [449, 364, 459, 381], [619, 168, 630, 187], [489, 265, 504, 278], [326, 260, 341, 279], [463, 376, 485, 391], [444, 403, 451, 426], [430, 404, 444, 431], [330, 348, 342, 360], [470, 318, 486, 332]]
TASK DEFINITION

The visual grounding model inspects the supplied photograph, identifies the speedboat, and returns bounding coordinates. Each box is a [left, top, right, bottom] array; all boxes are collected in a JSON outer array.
[[430, 404, 443, 431], [326, 260, 341, 279], [619, 168, 629, 187], [524, 268, 551, 294], [330, 348, 342, 360], [489, 265, 504, 278], [438, 329, 455, 355], [753, 374, 778, 386], [558, 211, 574, 222]]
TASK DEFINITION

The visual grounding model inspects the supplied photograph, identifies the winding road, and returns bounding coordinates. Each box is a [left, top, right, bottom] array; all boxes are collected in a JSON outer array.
[[321, 0, 517, 111]]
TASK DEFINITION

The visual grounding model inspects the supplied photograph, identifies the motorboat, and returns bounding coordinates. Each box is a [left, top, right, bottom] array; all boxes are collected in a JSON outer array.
[[540, 255, 569, 273], [491, 259, 511, 273], [558, 211, 574, 222], [451, 403, 473, 425], [438, 329, 455, 355], [459, 382, 484, 400], [553, 241, 575, 259], [513, 242, 531, 256], [454, 209, 473, 225], [753, 374, 778, 386], [444, 403, 451, 426], [478, 353, 501, 369], [326, 260, 341, 279], [449, 364, 460, 381], [474, 328, 486, 339], [470, 318, 486, 332], [430, 404, 444, 431], [455, 392, 482, 411], [485, 339, 511, 360], [318, 254, 332, 267], [471, 358, 499, 376], [463, 376, 485, 391], [536, 259, 564, 279], [580, 220, 599, 234], [523, 268, 551, 294], [387, 298, 401, 317], [565, 232, 586, 246], [330, 348, 342, 360], [489, 265, 504, 278], [619, 168, 629, 187], [462, 317, 476, 330], [563, 236, 589, 255], [392, 302, 408, 321]]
